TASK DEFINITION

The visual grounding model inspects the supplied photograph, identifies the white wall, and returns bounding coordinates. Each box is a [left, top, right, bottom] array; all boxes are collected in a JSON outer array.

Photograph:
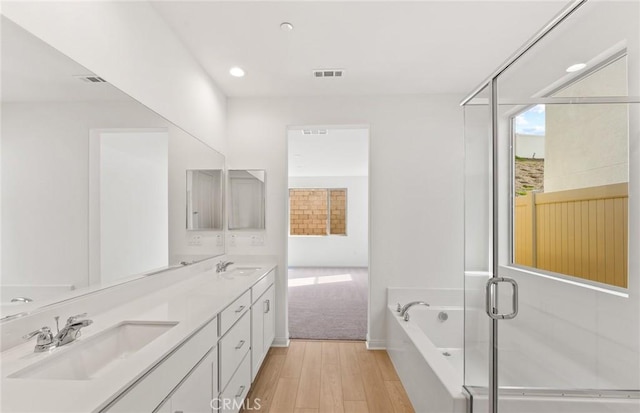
[[514, 133, 544, 159], [99, 131, 169, 283], [1, 1, 227, 154], [226, 95, 463, 347], [288, 176, 368, 267]]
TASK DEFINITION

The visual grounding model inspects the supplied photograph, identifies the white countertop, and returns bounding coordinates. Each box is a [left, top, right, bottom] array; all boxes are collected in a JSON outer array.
[[0, 262, 276, 413]]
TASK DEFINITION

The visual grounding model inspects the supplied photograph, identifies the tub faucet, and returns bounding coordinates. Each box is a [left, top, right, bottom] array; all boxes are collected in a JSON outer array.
[[216, 260, 234, 273], [399, 301, 430, 317]]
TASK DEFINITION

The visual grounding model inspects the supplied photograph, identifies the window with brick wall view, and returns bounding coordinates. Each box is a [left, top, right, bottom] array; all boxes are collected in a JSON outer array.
[[289, 189, 347, 236]]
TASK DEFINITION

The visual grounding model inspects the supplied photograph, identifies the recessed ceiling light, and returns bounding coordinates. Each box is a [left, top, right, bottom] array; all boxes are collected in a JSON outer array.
[[229, 67, 245, 77], [566, 63, 586, 73], [280, 22, 294, 31]]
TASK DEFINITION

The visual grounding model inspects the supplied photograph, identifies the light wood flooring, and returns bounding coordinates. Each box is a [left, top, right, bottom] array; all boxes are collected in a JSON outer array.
[[242, 340, 415, 413]]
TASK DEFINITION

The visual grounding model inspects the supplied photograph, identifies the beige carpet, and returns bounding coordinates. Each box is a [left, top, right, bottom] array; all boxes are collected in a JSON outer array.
[[288, 267, 368, 340]]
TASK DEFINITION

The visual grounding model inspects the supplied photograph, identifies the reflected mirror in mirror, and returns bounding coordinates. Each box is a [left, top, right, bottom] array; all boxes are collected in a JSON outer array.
[[187, 170, 223, 230], [228, 170, 266, 230], [0, 17, 225, 317], [511, 55, 629, 289]]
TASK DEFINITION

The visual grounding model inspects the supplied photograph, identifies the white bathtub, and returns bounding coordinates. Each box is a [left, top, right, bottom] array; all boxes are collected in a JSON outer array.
[[386, 300, 639, 413], [386, 304, 467, 413]]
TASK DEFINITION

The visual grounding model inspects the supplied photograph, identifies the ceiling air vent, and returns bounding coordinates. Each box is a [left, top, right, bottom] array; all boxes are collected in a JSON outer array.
[[302, 129, 328, 135], [313, 69, 345, 78], [74, 75, 107, 83]]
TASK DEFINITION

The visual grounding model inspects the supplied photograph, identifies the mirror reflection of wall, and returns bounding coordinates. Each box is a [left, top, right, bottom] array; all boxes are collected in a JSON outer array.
[[228, 170, 266, 230], [92, 129, 170, 284], [187, 170, 223, 230], [0, 17, 225, 315]]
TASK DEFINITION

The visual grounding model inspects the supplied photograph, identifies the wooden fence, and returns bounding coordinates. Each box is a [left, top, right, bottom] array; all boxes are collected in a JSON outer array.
[[514, 183, 628, 288]]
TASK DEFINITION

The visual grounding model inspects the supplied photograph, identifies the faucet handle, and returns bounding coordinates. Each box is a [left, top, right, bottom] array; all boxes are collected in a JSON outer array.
[[396, 303, 402, 312], [66, 313, 88, 324], [23, 327, 52, 341]]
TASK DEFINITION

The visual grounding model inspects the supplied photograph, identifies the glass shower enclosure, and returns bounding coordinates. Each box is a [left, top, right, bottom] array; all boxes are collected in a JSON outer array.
[[462, 1, 639, 411]]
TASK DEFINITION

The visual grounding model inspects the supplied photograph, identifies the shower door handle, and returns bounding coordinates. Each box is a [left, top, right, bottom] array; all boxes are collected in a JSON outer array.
[[485, 277, 518, 320]]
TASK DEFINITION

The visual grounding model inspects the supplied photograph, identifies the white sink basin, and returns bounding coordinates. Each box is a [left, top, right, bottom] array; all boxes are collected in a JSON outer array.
[[10, 320, 178, 380], [227, 267, 260, 276]]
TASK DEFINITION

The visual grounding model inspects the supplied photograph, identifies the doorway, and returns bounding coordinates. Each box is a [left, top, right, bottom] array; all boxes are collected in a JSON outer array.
[[287, 126, 369, 340]]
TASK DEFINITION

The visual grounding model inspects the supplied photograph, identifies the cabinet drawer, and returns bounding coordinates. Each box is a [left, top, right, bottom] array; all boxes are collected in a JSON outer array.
[[251, 270, 275, 304], [218, 352, 251, 413], [105, 317, 217, 412], [219, 311, 251, 390], [219, 290, 251, 336]]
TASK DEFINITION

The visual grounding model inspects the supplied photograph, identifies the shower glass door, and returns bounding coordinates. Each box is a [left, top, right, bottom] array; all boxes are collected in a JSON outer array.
[[464, 0, 640, 411], [463, 83, 493, 399]]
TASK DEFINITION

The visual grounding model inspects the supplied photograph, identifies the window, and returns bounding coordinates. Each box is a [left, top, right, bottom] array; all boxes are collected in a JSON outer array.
[[511, 56, 629, 289], [289, 188, 347, 236]]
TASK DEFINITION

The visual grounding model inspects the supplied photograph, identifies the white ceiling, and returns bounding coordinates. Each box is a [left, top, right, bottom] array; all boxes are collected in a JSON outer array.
[[152, 1, 567, 98], [1, 16, 130, 103], [288, 128, 368, 177]]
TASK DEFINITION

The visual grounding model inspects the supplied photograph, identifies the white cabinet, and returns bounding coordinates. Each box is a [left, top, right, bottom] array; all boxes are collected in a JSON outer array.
[[262, 285, 275, 354], [251, 283, 275, 381], [220, 290, 251, 336], [106, 318, 217, 412], [219, 312, 251, 390], [106, 267, 277, 413], [218, 352, 251, 413], [169, 348, 217, 413]]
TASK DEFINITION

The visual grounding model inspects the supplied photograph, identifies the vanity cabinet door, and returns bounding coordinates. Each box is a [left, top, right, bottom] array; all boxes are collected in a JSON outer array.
[[262, 285, 275, 354], [169, 348, 217, 413], [251, 284, 275, 381], [251, 298, 265, 381]]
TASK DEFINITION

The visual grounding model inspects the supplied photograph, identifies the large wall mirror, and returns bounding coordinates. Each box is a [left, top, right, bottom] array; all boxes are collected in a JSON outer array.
[[0, 17, 225, 318], [497, 1, 638, 290]]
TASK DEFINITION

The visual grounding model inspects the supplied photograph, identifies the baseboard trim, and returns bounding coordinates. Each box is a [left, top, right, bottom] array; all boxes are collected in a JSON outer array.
[[272, 337, 290, 347], [366, 339, 386, 350]]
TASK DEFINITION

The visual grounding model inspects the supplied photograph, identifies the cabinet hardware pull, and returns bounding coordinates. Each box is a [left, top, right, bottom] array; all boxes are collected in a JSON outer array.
[[264, 299, 270, 314], [235, 305, 246, 313], [235, 340, 246, 349], [235, 385, 246, 398]]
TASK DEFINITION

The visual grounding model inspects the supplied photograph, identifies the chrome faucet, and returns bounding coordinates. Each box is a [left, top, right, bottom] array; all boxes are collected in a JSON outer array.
[[23, 327, 55, 352], [10, 297, 33, 303], [397, 301, 430, 317], [23, 313, 93, 352], [216, 260, 234, 273], [56, 313, 93, 346]]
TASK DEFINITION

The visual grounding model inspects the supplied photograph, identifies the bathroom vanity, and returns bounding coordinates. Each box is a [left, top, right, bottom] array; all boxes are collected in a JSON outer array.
[[0, 262, 277, 413]]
